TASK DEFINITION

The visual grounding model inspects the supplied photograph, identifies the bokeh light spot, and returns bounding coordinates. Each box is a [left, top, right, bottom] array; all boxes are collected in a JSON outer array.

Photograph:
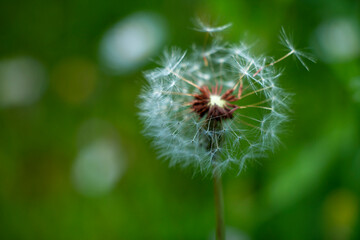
[[99, 12, 167, 75], [72, 138, 126, 197], [0, 57, 46, 108], [314, 18, 360, 63], [323, 189, 358, 239], [51, 58, 97, 104]]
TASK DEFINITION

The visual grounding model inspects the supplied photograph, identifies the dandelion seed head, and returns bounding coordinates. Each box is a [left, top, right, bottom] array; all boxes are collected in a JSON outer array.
[[139, 23, 307, 175]]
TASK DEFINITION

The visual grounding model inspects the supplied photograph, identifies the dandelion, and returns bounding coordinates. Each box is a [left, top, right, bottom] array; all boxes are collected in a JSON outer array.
[[139, 20, 312, 240]]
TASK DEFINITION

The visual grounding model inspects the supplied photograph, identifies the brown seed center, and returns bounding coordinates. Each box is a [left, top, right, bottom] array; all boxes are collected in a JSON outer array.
[[190, 85, 239, 121]]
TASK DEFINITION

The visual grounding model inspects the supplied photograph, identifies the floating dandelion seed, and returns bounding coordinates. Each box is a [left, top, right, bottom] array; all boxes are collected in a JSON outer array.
[[139, 20, 313, 240], [279, 28, 316, 71], [193, 18, 233, 35]]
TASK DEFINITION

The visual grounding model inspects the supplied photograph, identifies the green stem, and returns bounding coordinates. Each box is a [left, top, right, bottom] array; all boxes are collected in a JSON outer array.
[[213, 167, 225, 240]]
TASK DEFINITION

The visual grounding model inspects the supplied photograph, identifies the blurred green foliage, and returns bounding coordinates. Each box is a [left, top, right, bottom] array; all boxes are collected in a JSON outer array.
[[0, 0, 359, 239]]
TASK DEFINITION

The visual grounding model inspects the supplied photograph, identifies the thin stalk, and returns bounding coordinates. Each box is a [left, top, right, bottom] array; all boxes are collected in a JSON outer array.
[[213, 167, 225, 240], [206, 119, 225, 240]]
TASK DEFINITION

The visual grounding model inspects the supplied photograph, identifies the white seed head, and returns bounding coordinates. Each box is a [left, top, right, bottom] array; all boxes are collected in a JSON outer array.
[[139, 24, 305, 176]]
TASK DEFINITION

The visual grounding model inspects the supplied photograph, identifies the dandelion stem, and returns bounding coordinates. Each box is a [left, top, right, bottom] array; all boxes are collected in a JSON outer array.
[[213, 166, 225, 240], [207, 120, 226, 240]]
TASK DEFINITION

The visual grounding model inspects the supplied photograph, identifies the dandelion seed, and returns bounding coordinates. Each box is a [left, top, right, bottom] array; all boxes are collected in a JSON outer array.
[[193, 18, 232, 35], [279, 27, 316, 71]]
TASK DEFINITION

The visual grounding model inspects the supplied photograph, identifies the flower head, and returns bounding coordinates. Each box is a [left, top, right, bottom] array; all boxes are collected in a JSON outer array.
[[140, 23, 309, 175]]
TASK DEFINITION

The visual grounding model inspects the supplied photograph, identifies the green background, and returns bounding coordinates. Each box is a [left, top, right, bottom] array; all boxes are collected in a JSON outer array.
[[0, 0, 359, 239]]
